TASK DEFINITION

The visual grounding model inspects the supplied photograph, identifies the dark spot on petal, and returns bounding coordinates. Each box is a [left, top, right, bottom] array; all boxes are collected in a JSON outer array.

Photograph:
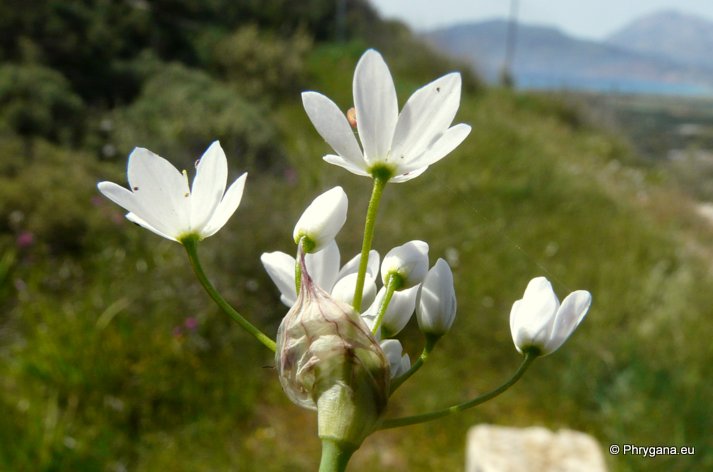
[[184, 193, 189, 197], [436, 87, 441, 92], [133, 186, 139, 191]]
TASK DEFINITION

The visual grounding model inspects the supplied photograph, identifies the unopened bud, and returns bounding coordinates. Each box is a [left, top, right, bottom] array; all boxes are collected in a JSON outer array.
[[510, 277, 592, 356], [416, 258, 457, 336], [293, 186, 348, 253], [381, 240, 429, 289], [276, 254, 390, 448]]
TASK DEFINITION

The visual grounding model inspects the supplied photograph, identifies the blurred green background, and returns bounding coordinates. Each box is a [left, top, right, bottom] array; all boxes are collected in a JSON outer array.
[[0, 1, 711, 470]]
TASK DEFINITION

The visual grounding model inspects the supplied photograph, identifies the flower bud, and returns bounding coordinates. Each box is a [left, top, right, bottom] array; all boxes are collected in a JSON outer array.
[[293, 187, 348, 253], [381, 240, 429, 289], [509, 277, 592, 356], [276, 255, 390, 448], [416, 258, 457, 336]]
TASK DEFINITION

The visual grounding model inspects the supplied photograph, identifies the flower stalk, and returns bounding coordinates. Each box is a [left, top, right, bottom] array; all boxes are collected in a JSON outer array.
[[379, 352, 537, 429], [182, 235, 276, 352], [353, 174, 388, 312], [370, 273, 402, 336], [319, 439, 356, 472], [389, 334, 439, 393]]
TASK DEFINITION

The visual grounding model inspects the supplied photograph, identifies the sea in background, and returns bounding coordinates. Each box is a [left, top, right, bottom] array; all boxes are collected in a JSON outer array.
[[516, 74, 713, 98]]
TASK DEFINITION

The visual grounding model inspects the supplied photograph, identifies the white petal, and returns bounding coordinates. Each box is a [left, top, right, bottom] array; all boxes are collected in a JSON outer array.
[[201, 173, 247, 238], [337, 249, 380, 280], [399, 353, 411, 376], [353, 49, 398, 165], [380, 339, 409, 378], [331, 273, 377, 308], [510, 277, 560, 353], [546, 290, 592, 354], [416, 258, 456, 335], [127, 147, 190, 236], [509, 299, 523, 351], [261, 251, 298, 307], [98, 181, 178, 239], [381, 285, 419, 337], [293, 187, 348, 252], [367, 250, 381, 278], [302, 92, 364, 168], [402, 124, 471, 173], [322, 154, 371, 177], [97, 181, 143, 217], [381, 240, 430, 288], [390, 73, 462, 165], [190, 141, 227, 232], [389, 166, 429, 183], [125, 212, 177, 241], [305, 240, 340, 292]]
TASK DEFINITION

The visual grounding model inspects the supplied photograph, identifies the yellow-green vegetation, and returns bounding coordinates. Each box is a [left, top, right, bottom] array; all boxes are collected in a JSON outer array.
[[1, 3, 712, 471]]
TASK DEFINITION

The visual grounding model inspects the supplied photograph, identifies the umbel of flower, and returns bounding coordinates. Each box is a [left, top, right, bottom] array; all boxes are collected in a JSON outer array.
[[510, 277, 592, 357], [302, 49, 471, 182], [276, 253, 391, 449], [293, 186, 348, 253], [97, 141, 247, 242], [416, 258, 457, 337]]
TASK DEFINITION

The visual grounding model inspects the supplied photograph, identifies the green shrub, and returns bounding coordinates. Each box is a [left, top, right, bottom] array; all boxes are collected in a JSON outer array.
[[0, 63, 84, 145], [111, 63, 282, 171], [208, 24, 312, 100]]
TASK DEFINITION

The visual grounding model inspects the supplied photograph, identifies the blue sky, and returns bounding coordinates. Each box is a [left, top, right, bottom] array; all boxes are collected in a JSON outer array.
[[369, 0, 713, 39]]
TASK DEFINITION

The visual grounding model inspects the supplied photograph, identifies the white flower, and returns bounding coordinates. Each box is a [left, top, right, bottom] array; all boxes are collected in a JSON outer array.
[[261, 241, 380, 308], [302, 49, 471, 183], [97, 141, 246, 242], [380, 339, 411, 379], [293, 186, 348, 253], [416, 258, 457, 336], [381, 240, 430, 289], [509, 277, 592, 356]]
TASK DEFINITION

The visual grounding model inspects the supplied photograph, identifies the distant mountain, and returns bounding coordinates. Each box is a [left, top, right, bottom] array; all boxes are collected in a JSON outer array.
[[607, 10, 713, 71], [424, 18, 713, 96]]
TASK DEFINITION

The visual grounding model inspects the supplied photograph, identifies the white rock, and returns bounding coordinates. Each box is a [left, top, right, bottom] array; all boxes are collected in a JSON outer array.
[[466, 424, 607, 472]]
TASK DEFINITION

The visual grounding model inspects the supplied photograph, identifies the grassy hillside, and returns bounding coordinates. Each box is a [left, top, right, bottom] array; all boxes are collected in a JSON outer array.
[[0, 7, 712, 472]]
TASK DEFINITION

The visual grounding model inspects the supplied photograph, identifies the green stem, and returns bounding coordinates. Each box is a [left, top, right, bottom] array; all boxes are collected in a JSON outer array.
[[295, 240, 305, 295], [319, 439, 355, 472], [182, 236, 276, 352], [378, 353, 537, 429], [295, 260, 302, 296], [353, 175, 387, 312], [389, 335, 439, 394], [371, 274, 401, 336]]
